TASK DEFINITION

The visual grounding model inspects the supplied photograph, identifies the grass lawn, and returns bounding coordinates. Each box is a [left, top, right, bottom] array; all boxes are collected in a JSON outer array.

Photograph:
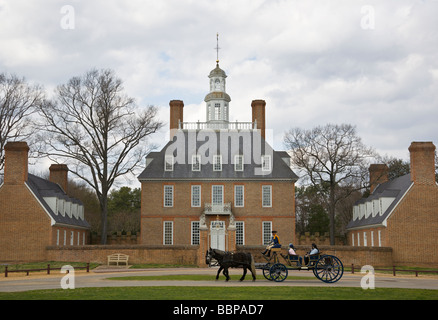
[[0, 286, 437, 300]]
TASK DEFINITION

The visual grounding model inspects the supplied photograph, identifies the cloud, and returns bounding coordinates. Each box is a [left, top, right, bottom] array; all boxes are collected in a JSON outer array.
[[0, 0, 437, 172]]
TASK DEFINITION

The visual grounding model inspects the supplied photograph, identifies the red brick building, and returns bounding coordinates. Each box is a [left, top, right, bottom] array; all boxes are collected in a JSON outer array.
[[0, 141, 90, 262], [138, 62, 298, 252], [346, 141, 438, 266]]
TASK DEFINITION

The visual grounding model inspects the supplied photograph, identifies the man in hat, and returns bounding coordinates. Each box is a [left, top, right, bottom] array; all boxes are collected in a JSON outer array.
[[261, 230, 281, 257]]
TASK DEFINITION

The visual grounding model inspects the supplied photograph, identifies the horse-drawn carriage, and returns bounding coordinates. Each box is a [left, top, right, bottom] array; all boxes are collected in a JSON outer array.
[[206, 247, 344, 283], [257, 248, 344, 283]]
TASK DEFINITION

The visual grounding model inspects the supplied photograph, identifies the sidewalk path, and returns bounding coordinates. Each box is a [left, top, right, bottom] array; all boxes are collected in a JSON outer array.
[[1, 267, 437, 292]]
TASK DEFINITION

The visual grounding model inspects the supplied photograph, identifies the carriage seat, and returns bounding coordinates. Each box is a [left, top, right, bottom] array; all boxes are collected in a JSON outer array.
[[283, 254, 302, 266], [307, 252, 321, 266]]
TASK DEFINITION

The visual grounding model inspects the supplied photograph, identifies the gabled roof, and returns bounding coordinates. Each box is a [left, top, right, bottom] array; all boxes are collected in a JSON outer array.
[[346, 174, 413, 230], [138, 129, 299, 181], [26, 174, 90, 229]]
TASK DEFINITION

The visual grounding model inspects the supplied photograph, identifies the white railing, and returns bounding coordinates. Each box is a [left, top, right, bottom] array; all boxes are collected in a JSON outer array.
[[204, 202, 232, 215], [179, 120, 257, 130]]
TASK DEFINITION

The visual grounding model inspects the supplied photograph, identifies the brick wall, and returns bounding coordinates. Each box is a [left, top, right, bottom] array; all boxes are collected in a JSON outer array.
[[386, 184, 438, 267], [46, 245, 199, 266], [0, 184, 52, 261], [297, 232, 345, 246], [45, 244, 393, 268]]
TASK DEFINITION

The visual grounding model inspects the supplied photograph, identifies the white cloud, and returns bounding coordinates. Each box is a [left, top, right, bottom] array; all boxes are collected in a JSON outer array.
[[0, 0, 437, 173]]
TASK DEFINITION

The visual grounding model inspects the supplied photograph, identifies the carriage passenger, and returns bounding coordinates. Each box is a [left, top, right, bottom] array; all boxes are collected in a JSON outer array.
[[288, 243, 297, 256], [304, 243, 319, 265], [261, 230, 281, 257], [282, 243, 302, 265]]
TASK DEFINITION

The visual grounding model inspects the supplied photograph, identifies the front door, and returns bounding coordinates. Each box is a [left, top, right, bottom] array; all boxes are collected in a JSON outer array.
[[210, 220, 225, 251]]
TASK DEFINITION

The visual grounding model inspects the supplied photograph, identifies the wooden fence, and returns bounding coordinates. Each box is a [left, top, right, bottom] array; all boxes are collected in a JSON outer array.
[[4, 263, 90, 277], [351, 264, 438, 277]]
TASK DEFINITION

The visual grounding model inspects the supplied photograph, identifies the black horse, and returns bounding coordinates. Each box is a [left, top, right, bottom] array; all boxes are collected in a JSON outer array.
[[206, 248, 256, 281]]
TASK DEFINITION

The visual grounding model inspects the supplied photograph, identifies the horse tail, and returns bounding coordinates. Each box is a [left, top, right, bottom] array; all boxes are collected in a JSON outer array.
[[250, 254, 256, 276]]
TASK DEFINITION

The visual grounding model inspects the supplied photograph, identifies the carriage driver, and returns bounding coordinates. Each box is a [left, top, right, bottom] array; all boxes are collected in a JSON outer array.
[[261, 230, 281, 257]]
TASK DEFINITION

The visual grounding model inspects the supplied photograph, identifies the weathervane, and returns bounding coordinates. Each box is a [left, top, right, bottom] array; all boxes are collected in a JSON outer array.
[[215, 32, 220, 65]]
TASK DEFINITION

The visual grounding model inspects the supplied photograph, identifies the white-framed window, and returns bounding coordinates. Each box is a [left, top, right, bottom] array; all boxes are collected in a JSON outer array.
[[234, 185, 244, 207], [164, 155, 174, 171], [212, 185, 224, 205], [164, 185, 174, 207], [191, 185, 201, 207], [371, 231, 374, 247], [213, 155, 222, 171], [163, 221, 173, 245], [191, 221, 200, 245], [192, 154, 201, 171], [77, 231, 80, 245], [236, 221, 244, 245], [262, 185, 272, 207], [357, 232, 361, 247], [70, 231, 74, 246], [261, 155, 271, 172], [63, 230, 67, 246], [262, 221, 272, 245], [363, 231, 367, 246], [351, 233, 355, 246], [378, 230, 382, 247], [234, 155, 244, 171]]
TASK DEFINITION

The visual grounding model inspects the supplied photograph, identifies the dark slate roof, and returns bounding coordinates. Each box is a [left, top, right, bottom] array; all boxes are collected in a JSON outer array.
[[26, 174, 90, 229], [346, 174, 413, 230], [138, 129, 299, 181]]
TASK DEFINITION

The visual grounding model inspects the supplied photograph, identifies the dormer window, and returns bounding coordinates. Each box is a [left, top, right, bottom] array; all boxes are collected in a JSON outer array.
[[235, 155, 244, 171], [192, 155, 201, 172], [165, 155, 174, 171], [213, 155, 222, 171], [262, 155, 271, 172]]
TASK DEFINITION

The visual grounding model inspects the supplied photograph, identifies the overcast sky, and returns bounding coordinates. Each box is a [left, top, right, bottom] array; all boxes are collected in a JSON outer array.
[[1, 0, 437, 185]]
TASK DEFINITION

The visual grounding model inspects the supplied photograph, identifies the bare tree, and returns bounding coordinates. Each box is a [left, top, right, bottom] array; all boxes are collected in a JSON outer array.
[[0, 73, 44, 177], [284, 123, 377, 245], [36, 69, 163, 244]]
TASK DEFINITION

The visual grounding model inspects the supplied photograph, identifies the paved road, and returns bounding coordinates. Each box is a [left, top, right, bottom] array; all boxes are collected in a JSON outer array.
[[1, 267, 437, 293]]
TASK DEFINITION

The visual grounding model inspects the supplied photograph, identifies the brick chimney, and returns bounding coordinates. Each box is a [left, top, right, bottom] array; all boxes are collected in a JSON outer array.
[[369, 164, 388, 193], [169, 100, 184, 140], [4, 141, 29, 185], [251, 99, 266, 139], [49, 164, 69, 193], [409, 141, 436, 185]]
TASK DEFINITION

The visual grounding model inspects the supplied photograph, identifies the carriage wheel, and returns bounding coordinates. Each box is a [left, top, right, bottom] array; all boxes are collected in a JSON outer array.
[[313, 255, 344, 283], [269, 263, 288, 282], [262, 264, 273, 281]]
